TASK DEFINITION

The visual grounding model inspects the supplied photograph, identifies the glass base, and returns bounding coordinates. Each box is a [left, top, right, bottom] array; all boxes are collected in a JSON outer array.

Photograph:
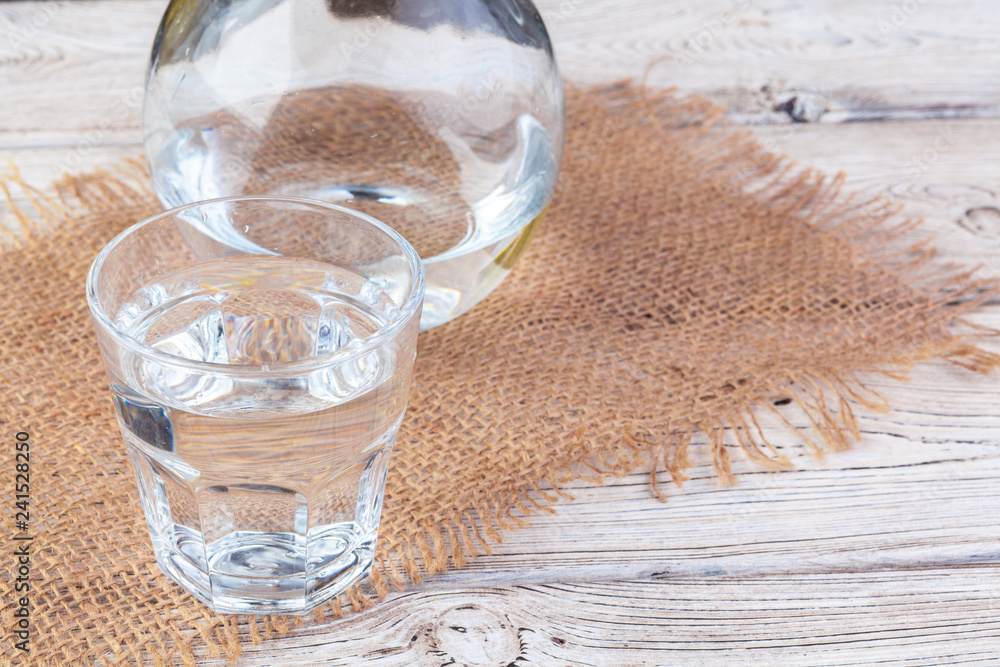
[[126, 441, 393, 615], [152, 526, 375, 614]]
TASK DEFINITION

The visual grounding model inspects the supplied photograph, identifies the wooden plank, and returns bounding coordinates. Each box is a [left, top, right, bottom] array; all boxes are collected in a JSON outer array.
[[1, 0, 998, 145], [0, 0, 156, 136], [539, 0, 1000, 122], [176, 567, 1000, 665]]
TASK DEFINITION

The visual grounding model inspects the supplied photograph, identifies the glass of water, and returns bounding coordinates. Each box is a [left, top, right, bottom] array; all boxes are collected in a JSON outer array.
[[87, 197, 424, 614]]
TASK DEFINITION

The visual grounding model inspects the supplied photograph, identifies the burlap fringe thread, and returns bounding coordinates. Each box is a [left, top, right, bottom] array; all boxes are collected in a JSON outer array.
[[2, 83, 999, 666]]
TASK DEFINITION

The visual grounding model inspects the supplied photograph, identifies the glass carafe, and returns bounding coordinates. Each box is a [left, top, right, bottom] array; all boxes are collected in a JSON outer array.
[[143, 0, 565, 329]]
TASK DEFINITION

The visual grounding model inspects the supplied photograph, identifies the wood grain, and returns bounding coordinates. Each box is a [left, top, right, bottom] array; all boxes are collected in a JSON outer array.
[[2, 0, 999, 148], [2, 1, 1000, 665], [178, 568, 1000, 665], [0, 0, 155, 136], [540, 0, 1000, 123]]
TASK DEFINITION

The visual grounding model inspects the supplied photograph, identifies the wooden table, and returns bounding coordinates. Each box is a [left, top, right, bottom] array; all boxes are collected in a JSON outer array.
[[3, 1, 1000, 664]]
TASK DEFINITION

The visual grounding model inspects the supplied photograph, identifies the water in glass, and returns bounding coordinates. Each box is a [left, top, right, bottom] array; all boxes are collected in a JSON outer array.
[[111, 255, 406, 613]]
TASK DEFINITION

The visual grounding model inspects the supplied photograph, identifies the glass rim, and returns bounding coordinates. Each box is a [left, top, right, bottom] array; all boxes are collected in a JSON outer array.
[[86, 195, 425, 377]]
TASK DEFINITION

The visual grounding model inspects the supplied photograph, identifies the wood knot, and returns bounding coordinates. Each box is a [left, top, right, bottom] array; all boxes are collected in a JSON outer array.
[[433, 604, 520, 666], [776, 92, 827, 123], [958, 206, 1000, 240]]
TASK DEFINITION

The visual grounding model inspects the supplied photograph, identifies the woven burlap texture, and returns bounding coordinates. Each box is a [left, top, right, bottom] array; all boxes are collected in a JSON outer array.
[[2, 83, 998, 666]]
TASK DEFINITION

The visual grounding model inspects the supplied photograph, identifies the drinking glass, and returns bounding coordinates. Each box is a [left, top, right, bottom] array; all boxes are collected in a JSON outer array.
[[87, 196, 424, 614]]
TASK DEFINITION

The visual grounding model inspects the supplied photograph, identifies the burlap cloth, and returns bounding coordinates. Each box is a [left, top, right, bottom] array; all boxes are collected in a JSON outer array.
[[2, 83, 998, 666]]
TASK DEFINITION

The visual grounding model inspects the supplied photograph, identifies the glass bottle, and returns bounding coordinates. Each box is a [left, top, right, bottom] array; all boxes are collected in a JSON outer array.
[[144, 0, 565, 329]]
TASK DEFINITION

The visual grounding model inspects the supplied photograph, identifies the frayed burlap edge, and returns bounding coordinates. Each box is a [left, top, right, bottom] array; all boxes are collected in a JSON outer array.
[[2, 82, 999, 665]]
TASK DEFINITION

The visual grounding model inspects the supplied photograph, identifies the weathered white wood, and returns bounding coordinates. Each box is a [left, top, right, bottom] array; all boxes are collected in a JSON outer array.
[[4, 1, 1000, 665], [539, 0, 1000, 123], [0, 0, 155, 136], [177, 567, 1000, 665], [1, 0, 998, 148]]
